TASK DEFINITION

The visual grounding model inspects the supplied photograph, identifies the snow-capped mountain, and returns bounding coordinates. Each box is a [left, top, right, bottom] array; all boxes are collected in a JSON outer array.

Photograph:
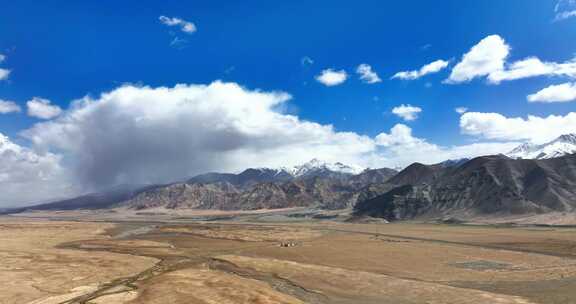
[[188, 159, 366, 188], [252, 159, 365, 178], [506, 134, 576, 159], [288, 158, 365, 177]]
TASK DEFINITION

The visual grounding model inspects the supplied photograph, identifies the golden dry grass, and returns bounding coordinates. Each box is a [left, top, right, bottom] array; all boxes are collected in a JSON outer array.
[[0, 218, 157, 304], [218, 255, 535, 304], [160, 224, 323, 242], [3, 217, 576, 303], [129, 267, 304, 304]]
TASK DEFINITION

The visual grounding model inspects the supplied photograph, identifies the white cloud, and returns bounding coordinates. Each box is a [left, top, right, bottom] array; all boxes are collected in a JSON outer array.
[[376, 124, 432, 148], [315, 69, 347, 86], [460, 111, 576, 144], [555, 0, 576, 21], [301, 56, 314, 66], [0, 68, 10, 81], [528, 82, 576, 103], [374, 124, 518, 166], [445, 34, 576, 84], [556, 10, 576, 20], [392, 59, 449, 80], [488, 57, 576, 84], [445, 35, 510, 84], [27, 97, 62, 119], [455, 107, 468, 114], [0, 100, 21, 114], [0, 53, 10, 81], [356, 64, 381, 84], [159, 16, 196, 34], [169, 36, 189, 49], [392, 104, 422, 121], [22, 82, 377, 190], [0, 133, 73, 207]]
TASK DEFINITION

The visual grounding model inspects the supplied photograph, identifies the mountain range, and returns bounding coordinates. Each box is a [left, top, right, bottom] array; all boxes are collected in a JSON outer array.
[[8, 134, 576, 223], [8, 159, 396, 213], [111, 160, 395, 210], [187, 159, 365, 189]]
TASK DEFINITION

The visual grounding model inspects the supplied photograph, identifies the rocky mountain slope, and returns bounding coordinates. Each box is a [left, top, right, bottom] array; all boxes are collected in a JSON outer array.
[[354, 153, 576, 221], [10, 161, 396, 212], [507, 134, 576, 159], [121, 166, 396, 210]]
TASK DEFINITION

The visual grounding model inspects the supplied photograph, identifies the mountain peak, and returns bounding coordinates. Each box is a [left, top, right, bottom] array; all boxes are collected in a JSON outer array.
[[298, 158, 327, 169], [554, 133, 576, 144], [508, 142, 538, 155], [292, 159, 364, 177], [507, 133, 576, 159]]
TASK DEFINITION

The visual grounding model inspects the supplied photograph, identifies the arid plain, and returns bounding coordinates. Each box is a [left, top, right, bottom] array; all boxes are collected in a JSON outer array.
[[3, 214, 576, 304]]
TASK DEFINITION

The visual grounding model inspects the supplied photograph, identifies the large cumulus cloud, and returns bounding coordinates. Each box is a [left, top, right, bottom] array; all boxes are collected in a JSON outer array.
[[373, 124, 517, 166], [22, 81, 376, 190], [445, 34, 576, 85], [460, 111, 576, 144]]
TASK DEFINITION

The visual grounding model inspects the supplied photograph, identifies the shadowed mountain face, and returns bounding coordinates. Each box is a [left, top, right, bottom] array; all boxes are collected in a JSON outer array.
[[354, 154, 576, 221], [354, 185, 420, 220], [386, 163, 443, 186]]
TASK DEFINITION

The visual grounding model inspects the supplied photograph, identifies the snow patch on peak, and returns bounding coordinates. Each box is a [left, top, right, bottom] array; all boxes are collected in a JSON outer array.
[[260, 159, 365, 177], [291, 159, 364, 176], [246, 159, 365, 178], [554, 134, 576, 145], [507, 143, 539, 155], [507, 134, 576, 159]]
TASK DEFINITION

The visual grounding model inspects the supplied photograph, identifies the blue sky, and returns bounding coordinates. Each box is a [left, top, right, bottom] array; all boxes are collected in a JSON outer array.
[[1, 0, 574, 142], [1, 0, 576, 206]]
